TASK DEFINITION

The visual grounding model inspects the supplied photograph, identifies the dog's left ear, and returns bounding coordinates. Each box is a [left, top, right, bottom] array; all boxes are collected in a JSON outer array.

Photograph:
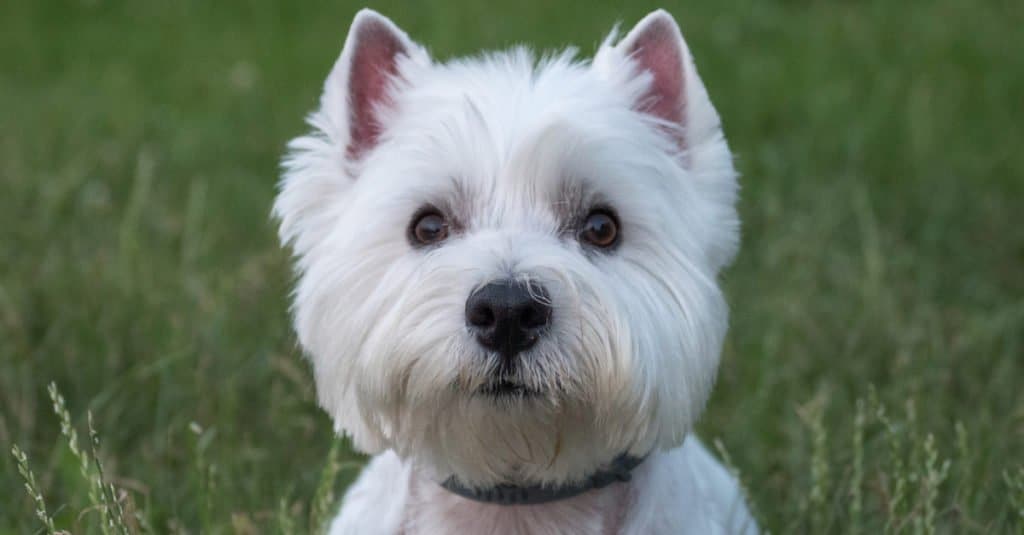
[[596, 10, 722, 153]]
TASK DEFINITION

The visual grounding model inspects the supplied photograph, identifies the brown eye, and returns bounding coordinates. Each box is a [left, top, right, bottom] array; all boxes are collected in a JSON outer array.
[[410, 209, 449, 246], [580, 209, 619, 248]]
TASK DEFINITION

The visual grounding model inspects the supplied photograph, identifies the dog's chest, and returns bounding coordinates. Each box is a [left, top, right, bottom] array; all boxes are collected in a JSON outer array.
[[402, 475, 631, 535]]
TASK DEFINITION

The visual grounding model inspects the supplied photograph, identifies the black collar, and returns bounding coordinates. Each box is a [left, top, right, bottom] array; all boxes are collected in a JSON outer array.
[[439, 453, 646, 506]]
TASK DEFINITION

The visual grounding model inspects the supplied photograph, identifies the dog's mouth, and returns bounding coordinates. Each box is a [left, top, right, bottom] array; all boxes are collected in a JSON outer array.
[[477, 379, 540, 399]]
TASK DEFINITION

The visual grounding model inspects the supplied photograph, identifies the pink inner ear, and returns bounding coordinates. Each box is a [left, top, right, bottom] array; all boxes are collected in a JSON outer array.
[[347, 19, 407, 159], [627, 19, 686, 137]]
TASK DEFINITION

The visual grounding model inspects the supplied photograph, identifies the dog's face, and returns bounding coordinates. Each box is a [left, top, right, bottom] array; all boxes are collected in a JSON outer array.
[[275, 9, 738, 487]]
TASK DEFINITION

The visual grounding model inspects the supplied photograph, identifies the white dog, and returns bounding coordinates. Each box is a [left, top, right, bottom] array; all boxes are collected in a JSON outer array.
[[275, 8, 757, 534]]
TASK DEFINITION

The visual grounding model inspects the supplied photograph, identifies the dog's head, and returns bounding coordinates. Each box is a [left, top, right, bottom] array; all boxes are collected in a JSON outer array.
[[275, 9, 738, 488]]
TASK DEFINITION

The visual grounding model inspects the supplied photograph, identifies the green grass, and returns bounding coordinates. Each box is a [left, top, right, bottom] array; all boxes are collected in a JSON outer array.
[[2, 0, 1022, 532]]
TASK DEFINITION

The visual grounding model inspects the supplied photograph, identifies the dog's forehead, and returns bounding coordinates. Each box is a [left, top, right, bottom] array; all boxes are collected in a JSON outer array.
[[374, 50, 678, 225], [400, 50, 624, 146], [395, 52, 645, 160]]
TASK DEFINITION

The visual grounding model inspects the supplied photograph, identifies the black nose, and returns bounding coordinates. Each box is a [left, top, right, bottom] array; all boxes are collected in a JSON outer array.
[[466, 280, 551, 358]]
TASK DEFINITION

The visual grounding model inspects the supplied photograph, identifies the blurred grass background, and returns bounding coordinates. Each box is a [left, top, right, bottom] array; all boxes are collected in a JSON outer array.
[[2, 0, 1022, 532]]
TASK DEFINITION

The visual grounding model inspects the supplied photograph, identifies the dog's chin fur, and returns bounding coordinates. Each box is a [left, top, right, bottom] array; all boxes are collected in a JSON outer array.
[[275, 7, 750, 530]]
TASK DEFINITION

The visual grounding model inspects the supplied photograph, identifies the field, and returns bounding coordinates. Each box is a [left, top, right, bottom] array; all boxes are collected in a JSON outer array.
[[2, 0, 1022, 532]]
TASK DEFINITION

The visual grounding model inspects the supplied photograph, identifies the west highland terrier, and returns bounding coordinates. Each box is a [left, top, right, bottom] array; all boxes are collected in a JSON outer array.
[[274, 8, 757, 534]]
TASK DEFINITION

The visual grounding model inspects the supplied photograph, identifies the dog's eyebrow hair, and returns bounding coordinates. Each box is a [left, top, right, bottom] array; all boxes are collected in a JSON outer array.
[[428, 176, 473, 231], [552, 176, 596, 231]]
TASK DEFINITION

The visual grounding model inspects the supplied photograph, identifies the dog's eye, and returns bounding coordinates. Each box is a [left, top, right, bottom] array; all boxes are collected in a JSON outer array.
[[580, 209, 619, 248], [409, 209, 449, 246]]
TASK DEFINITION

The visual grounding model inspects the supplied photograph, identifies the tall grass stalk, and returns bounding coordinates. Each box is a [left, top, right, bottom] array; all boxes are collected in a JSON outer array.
[[11, 444, 57, 534], [48, 382, 104, 518], [44, 383, 133, 533], [309, 438, 343, 534], [914, 433, 950, 535], [848, 398, 865, 534], [1005, 466, 1024, 523], [797, 391, 830, 532], [88, 411, 132, 535], [190, 421, 217, 531], [870, 388, 907, 533], [277, 496, 298, 535], [713, 437, 760, 533]]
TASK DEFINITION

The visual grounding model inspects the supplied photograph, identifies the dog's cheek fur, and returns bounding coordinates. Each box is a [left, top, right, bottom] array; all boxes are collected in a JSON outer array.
[[293, 214, 647, 486]]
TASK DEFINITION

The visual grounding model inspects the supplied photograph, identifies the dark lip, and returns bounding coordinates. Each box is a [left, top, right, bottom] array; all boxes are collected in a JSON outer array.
[[477, 380, 540, 398]]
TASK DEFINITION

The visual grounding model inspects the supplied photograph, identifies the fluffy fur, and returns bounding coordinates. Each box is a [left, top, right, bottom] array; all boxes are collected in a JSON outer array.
[[275, 7, 755, 533]]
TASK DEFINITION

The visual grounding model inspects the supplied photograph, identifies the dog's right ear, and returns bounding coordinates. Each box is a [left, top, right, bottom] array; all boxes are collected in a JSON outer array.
[[275, 11, 426, 254], [322, 9, 427, 160]]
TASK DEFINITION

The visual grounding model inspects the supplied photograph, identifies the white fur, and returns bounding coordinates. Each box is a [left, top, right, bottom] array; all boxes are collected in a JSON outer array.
[[275, 8, 754, 533]]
